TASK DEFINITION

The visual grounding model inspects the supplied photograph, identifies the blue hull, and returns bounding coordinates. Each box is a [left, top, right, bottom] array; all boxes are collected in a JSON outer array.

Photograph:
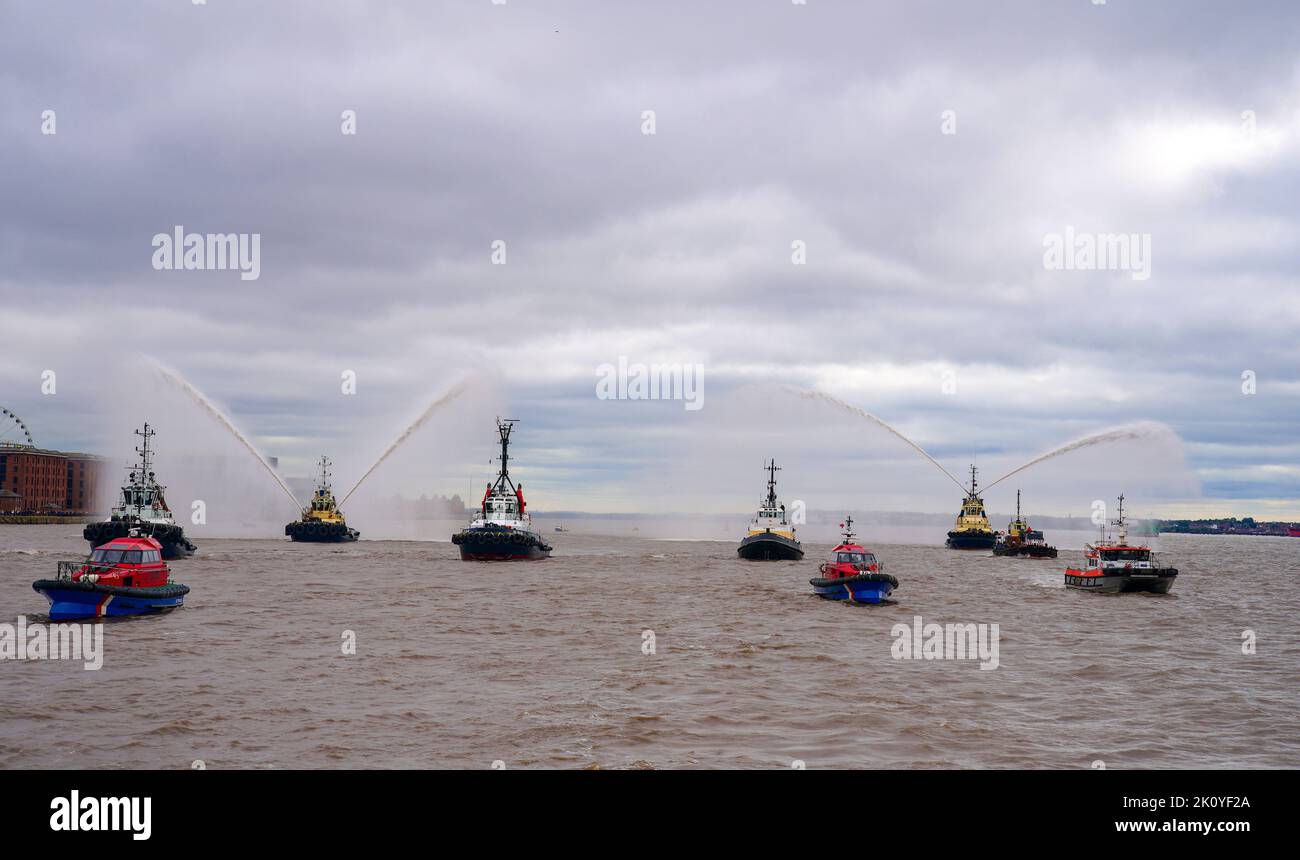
[[33, 583, 188, 621], [811, 580, 894, 604]]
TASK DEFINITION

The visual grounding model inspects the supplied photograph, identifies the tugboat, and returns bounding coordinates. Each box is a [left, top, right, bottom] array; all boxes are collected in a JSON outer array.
[[451, 418, 552, 561], [810, 516, 898, 603], [83, 424, 196, 560], [737, 460, 803, 561], [1065, 494, 1177, 594], [285, 456, 359, 542], [945, 464, 996, 550], [33, 533, 189, 620], [992, 490, 1058, 558]]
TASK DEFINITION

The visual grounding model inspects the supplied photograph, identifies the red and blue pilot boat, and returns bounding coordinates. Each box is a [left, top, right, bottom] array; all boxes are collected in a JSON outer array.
[[809, 516, 898, 604], [32, 534, 190, 620]]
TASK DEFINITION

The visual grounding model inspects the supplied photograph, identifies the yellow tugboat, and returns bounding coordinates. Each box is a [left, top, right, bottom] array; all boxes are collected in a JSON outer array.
[[992, 489, 1058, 558], [285, 456, 359, 542], [945, 464, 996, 550]]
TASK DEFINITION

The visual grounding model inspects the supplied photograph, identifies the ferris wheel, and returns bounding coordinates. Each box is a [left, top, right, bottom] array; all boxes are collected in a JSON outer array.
[[0, 407, 35, 447]]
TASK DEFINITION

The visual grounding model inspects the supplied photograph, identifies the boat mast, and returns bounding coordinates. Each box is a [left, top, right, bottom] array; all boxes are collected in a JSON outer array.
[[968, 463, 979, 498], [1016, 488, 1021, 521], [129, 422, 170, 512], [764, 459, 780, 507], [495, 418, 518, 493], [1113, 493, 1128, 545], [133, 423, 155, 484], [317, 455, 332, 490]]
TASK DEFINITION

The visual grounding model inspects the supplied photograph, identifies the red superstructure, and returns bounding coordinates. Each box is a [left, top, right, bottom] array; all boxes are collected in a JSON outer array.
[[72, 535, 171, 588], [817, 517, 883, 580]]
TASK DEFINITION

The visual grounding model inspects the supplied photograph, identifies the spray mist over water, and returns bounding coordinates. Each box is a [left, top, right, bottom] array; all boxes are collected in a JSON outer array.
[[778, 385, 968, 492], [151, 361, 300, 511], [338, 378, 473, 507], [983, 422, 1175, 492]]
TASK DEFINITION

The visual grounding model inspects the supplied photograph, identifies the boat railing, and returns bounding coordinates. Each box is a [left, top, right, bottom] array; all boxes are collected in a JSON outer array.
[[56, 560, 121, 580], [819, 560, 882, 576]]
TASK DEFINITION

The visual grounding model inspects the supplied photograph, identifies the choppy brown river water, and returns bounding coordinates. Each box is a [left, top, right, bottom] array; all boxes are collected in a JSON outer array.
[[1, 525, 1297, 769]]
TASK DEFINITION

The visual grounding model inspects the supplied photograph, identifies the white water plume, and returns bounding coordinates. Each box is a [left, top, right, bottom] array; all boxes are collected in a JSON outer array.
[[338, 378, 473, 507], [983, 421, 1176, 492], [778, 385, 969, 492], [150, 360, 300, 510]]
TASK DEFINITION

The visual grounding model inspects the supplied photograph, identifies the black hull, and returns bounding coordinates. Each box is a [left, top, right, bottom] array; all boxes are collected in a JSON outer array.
[[84, 519, 195, 559], [946, 530, 996, 550], [809, 571, 899, 590], [737, 532, 804, 561], [452, 527, 551, 561], [32, 579, 191, 601], [285, 521, 359, 542], [1066, 570, 1178, 594]]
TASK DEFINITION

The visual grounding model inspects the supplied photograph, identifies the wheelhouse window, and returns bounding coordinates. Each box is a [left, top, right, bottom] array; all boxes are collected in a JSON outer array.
[[90, 548, 147, 564], [1100, 549, 1151, 561]]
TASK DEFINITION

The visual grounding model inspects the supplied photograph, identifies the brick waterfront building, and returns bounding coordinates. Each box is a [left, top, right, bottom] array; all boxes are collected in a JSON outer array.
[[0, 443, 107, 514]]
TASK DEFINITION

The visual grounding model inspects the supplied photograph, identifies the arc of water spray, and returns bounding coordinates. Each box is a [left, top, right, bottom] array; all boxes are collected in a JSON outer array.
[[982, 422, 1167, 492], [778, 386, 969, 493], [337, 378, 473, 508], [151, 361, 302, 511]]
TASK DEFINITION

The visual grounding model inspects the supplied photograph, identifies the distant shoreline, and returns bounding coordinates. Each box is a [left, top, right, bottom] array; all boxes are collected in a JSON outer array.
[[1157, 529, 1299, 537], [1155, 518, 1299, 537]]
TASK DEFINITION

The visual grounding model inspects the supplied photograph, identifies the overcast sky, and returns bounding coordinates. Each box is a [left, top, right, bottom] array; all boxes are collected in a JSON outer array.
[[2, 1, 1297, 519]]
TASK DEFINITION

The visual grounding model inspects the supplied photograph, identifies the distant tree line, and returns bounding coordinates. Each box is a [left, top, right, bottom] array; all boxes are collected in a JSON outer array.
[[1156, 517, 1299, 536]]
